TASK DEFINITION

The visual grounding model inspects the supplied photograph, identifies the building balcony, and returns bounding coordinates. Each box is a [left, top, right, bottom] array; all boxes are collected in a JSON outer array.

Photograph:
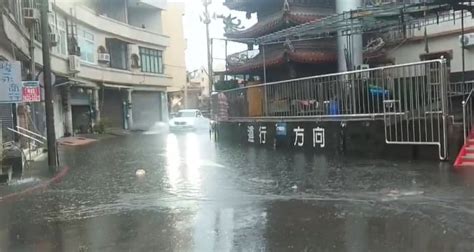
[[33, 44, 171, 89], [55, 3, 169, 47], [0, 11, 30, 60]]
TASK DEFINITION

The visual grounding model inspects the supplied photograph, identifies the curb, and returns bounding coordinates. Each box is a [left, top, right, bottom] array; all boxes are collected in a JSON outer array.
[[0, 166, 70, 203]]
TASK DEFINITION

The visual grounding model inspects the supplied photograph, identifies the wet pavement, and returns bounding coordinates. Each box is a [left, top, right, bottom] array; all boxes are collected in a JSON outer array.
[[1, 130, 474, 251]]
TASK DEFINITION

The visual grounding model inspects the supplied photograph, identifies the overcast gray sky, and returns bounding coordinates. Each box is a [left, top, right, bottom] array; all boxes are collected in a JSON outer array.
[[179, 0, 256, 71]]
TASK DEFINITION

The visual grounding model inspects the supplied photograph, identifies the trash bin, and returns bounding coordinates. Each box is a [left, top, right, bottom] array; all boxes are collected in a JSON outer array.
[[329, 100, 339, 115]]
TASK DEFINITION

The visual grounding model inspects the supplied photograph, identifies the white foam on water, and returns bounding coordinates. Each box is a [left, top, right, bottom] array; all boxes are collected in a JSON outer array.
[[8, 177, 41, 186], [143, 122, 169, 135]]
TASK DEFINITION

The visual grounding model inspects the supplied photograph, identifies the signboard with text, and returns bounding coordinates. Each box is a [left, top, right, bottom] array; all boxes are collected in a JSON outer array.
[[22, 81, 41, 102], [0, 61, 22, 103]]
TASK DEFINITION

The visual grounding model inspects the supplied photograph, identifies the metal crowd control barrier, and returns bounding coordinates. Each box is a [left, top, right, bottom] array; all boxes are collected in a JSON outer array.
[[463, 88, 474, 144], [213, 59, 449, 160]]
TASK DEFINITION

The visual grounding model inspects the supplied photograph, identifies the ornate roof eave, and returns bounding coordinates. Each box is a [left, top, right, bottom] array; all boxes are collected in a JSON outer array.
[[225, 10, 324, 40], [226, 49, 338, 74]]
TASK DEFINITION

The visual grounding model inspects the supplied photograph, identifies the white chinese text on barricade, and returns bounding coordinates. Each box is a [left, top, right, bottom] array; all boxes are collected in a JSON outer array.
[[293, 126, 326, 148], [313, 127, 325, 148], [259, 126, 267, 144], [247, 125, 255, 143], [0, 61, 22, 103], [293, 127, 304, 147]]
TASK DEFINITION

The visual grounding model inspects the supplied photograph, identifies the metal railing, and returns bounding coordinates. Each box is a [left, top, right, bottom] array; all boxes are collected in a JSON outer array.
[[226, 49, 260, 67], [213, 59, 449, 159], [448, 80, 474, 122], [449, 80, 474, 98], [215, 60, 447, 120], [462, 88, 474, 144]]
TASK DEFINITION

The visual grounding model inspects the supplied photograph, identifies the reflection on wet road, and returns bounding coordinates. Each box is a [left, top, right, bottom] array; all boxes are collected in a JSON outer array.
[[1, 131, 474, 251]]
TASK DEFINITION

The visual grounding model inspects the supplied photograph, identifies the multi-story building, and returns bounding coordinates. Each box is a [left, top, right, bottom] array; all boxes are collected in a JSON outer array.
[[169, 68, 208, 112], [223, 0, 338, 82], [1, 0, 182, 140], [162, 2, 188, 112]]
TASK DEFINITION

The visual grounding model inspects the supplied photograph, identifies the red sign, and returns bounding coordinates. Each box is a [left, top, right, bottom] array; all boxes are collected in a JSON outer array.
[[22, 81, 41, 102]]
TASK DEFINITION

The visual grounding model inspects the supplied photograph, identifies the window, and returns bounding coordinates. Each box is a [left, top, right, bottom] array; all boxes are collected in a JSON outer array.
[[50, 17, 67, 56], [139, 47, 163, 74], [107, 39, 128, 70], [78, 28, 95, 63]]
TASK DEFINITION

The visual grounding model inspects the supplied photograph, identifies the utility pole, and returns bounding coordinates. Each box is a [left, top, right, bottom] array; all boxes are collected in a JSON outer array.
[[40, 0, 58, 171], [201, 0, 212, 110], [184, 82, 188, 109]]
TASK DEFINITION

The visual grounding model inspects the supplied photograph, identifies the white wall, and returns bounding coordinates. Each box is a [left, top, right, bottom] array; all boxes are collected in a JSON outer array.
[[55, 3, 169, 47], [388, 36, 474, 73], [388, 12, 474, 74], [162, 2, 186, 92], [128, 8, 163, 34]]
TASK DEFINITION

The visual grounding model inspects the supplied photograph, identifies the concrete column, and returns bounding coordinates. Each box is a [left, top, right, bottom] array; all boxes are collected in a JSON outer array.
[[64, 87, 73, 136], [93, 88, 100, 123], [127, 89, 133, 129], [337, 0, 363, 72]]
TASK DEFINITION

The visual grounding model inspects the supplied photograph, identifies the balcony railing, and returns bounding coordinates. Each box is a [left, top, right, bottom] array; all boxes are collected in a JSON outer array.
[[226, 49, 260, 67]]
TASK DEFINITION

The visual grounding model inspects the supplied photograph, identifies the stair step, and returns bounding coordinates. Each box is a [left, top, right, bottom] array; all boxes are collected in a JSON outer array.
[[466, 147, 474, 152], [456, 161, 474, 167], [454, 137, 474, 169], [463, 154, 474, 161]]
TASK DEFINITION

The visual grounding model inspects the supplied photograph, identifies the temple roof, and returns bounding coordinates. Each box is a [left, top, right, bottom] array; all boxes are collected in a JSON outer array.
[[225, 8, 325, 39], [225, 47, 390, 74], [224, 0, 336, 13], [226, 49, 338, 74]]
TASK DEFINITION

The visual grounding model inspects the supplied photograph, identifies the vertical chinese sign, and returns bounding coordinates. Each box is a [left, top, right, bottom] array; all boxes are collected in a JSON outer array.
[[22, 81, 41, 102], [0, 61, 22, 103]]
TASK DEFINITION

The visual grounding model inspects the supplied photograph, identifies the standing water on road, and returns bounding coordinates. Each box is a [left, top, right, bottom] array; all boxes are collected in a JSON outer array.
[[0, 131, 473, 251]]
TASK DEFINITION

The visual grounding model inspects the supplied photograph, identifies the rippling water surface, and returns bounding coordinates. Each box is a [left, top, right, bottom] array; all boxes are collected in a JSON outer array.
[[0, 131, 473, 251]]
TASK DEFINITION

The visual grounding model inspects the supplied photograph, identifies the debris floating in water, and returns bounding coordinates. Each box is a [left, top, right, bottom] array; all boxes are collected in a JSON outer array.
[[136, 169, 146, 177]]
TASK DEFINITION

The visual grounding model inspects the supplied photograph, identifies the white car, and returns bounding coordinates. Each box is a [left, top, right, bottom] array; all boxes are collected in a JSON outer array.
[[169, 109, 208, 131]]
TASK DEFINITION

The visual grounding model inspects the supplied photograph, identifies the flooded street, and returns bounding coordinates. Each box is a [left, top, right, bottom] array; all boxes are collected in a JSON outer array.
[[0, 131, 474, 251]]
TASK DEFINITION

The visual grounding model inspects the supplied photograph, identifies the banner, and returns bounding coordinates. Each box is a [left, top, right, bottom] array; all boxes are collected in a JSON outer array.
[[22, 81, 41, 102], [0, 61, 22, 103]]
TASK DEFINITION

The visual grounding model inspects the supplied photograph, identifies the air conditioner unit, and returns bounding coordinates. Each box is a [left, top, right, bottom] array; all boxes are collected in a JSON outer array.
[[460, 33, 474, 48], [22, 8, 40, 26], [68, 55, 81, 73], [128, 44, 140, 69], [98, 53, 110, 63], [49, 33, 58, 47]]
